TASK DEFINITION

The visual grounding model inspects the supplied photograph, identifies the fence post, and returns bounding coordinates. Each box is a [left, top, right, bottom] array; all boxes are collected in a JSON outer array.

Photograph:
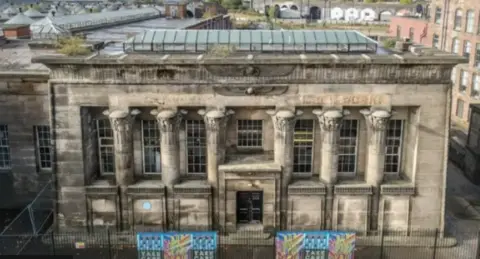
[[107, 229, 112, 259], [432, 228, 439, 259], [379, 230, 385, 259], [50, 232, 56, 255]]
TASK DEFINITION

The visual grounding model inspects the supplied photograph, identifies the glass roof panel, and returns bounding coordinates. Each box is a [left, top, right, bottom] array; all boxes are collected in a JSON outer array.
[[185, 30, 198, 44], [123, 29, 378, 53]]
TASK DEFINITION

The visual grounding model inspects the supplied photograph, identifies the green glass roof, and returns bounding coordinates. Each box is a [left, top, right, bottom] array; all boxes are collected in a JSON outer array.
[[123, 29, 378, 53]]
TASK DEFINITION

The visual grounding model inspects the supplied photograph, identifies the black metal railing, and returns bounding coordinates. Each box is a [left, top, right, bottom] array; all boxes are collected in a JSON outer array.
[[0, 228, 479, 259]]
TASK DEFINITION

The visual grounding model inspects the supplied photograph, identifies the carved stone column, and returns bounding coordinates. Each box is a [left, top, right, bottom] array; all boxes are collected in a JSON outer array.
[[151, 109, 186, 186], [266, 108, 302, 229], [313, 108, 349, 229], [103, 108, 140, 230], [361, 108, 392, 231], [198, 108, 234, 231]]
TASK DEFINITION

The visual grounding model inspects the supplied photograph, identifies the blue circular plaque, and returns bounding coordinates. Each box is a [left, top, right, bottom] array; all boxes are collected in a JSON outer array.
[[142, 201, 152, 210]]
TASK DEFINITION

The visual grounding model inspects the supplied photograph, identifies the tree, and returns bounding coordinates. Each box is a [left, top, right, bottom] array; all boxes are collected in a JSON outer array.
[[400, 0, 413, 4]]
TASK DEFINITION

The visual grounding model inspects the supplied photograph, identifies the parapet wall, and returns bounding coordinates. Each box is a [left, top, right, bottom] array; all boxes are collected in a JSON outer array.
[[184, 15, 232, 30]]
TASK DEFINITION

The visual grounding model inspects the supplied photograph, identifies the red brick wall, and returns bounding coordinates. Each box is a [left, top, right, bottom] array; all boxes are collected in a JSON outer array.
[[388, 16, 429, 44], [3, 26, 30, 39]]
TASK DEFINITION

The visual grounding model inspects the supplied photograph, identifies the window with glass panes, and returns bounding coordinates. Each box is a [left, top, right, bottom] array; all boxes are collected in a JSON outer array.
[[460, 70, 469, 92], [97, 119, 115, 174], [0, 125, 10, 169], [293, 120, 314, 175], [186, 120, 206, 174], [466, 10, 475, 33], [432, 34, 439, 49], [384, 120, 403, 174], [464, 40, 471, 58], [338, 120, 358, 175], [472, 74, 480, 98], [142, 120, 161, 173], [454, 9, 463, 30], [456, 99, 465, 118], [475, 43, 480, 68], [452, 38, 460, 54], [434, 7, 442, 24], [34, 125, 51, 169], [237, 120, 263, 148]]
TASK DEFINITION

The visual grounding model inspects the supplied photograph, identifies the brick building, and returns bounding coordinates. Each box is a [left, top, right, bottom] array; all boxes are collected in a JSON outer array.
[[388, 16, 428, 44], [426, 0, 480, 130]]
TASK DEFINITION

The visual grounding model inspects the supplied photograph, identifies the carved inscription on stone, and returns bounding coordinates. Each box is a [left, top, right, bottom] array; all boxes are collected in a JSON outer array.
[[304, 95, 389, 106]]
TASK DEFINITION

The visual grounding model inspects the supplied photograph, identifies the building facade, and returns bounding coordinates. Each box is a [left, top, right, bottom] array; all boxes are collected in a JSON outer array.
[[426, 0, 480, 130], [22, 30, 464, 234]]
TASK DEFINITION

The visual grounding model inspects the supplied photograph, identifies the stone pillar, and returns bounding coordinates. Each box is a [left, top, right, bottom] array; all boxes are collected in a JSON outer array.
[[198, 108, 234, 231], [360, 108, 392, 231], [103, 108, 140, 230], [266, 108, 302, 229], [313, 108, 349, 229], [151, 109, 186, 186]]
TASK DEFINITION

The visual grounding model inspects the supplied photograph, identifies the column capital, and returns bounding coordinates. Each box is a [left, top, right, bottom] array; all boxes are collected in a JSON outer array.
[[103, 109, 140, 133], [151, 109, 187, 133], [360, 108, 392, 131], [198, 108, 235, 132], [313, 108, 350, 131], [266, 109, 303, 132]]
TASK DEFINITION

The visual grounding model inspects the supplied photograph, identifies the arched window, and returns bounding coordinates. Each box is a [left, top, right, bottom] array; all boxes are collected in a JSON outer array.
[[466, 10, 475, 33], [454, 8, 463, 30]]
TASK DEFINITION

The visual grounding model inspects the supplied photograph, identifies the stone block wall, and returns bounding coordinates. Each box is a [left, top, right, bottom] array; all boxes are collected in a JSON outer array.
[[0, 79, 51, 209]]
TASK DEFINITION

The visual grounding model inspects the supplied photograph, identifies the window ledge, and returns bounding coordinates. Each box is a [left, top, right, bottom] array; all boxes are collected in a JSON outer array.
[[174, 180, 211, 195], [0, 169, 12, 174], [127, 180, 164, 194], [289, 179, 325, 195], [86, 179, 117, 194]]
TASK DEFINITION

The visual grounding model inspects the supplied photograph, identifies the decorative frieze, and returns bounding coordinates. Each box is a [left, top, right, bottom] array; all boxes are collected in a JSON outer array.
[[45, 63, 456, 85]]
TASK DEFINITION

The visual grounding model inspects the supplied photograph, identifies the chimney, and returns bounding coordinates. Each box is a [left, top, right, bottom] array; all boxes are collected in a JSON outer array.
[[51, 10, 55, 16], [18, 7, 22, 13], [30, 4, 33, 7], [89, 8, 93, 13]]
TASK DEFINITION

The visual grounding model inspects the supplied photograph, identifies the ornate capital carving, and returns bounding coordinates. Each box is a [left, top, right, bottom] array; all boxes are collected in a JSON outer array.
[[103, 109, 140, 134], [360, 108, 392, 131], [198, 109, 235, 132], [151, 109, 187, 133], [266, 109, 303, 132], [313, 109, 350, 132]]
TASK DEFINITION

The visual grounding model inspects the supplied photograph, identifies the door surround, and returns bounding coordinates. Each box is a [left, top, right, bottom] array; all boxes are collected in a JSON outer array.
[[218, 163, 282, 233]]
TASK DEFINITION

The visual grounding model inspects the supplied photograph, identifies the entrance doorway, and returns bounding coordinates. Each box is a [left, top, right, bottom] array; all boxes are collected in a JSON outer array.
[[236, 191, 263, 224]]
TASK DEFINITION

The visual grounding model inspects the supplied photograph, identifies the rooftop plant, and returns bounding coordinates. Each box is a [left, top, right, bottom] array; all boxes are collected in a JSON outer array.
[[56, 36, 92, 56]]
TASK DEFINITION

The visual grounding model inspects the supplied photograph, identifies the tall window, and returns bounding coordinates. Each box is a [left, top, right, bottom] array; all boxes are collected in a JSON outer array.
[[293, 120, 314, 175], [452, 38, 460, 54], [463, 40, 471, 59], [432, 34, 439, 49], [475, 43, 480, 68], [97, 119, 114, 174], [466, 10, 475, 33], [472, 75, 480, 98], [186, 120, 206, 174], [460, 70, 469, 92], [452, 67, 457, 83], [338, 120, 358, 175], [454, 9, 463, 31], [384, 120, 403, 174], [237, 120, 263, 148], [34, 125, 51, 169], [434, 7, 442, 24], [0, 125, 10, 169], [142, 120, 161, 174], [456, 99, 465, 118], [408, 27, 414, 41]]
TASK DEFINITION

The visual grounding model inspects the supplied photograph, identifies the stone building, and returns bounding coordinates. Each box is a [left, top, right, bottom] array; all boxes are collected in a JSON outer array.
[[19, 29, 465, 234]]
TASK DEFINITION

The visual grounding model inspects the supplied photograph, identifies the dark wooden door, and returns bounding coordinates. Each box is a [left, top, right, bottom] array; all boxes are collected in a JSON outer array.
[[236, 191, 263, 224]]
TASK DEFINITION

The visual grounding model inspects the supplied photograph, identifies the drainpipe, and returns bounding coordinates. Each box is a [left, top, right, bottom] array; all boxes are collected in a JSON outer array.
[[48, 80, 59, 233], [440, 0, 450, 51]]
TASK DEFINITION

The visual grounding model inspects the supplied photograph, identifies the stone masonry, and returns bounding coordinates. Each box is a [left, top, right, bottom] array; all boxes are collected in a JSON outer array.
[[22, 48, 466, 236]]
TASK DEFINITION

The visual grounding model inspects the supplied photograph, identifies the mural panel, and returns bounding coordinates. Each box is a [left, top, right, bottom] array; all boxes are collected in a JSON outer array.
[[275, 231, 355, 259]]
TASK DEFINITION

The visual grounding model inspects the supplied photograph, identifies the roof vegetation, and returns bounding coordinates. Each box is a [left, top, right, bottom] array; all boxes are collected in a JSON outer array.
[[56, 36, 92, 56]]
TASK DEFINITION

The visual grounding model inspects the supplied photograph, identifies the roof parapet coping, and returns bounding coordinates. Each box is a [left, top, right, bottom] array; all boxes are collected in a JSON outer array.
[[31, 52, 467, 66]]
